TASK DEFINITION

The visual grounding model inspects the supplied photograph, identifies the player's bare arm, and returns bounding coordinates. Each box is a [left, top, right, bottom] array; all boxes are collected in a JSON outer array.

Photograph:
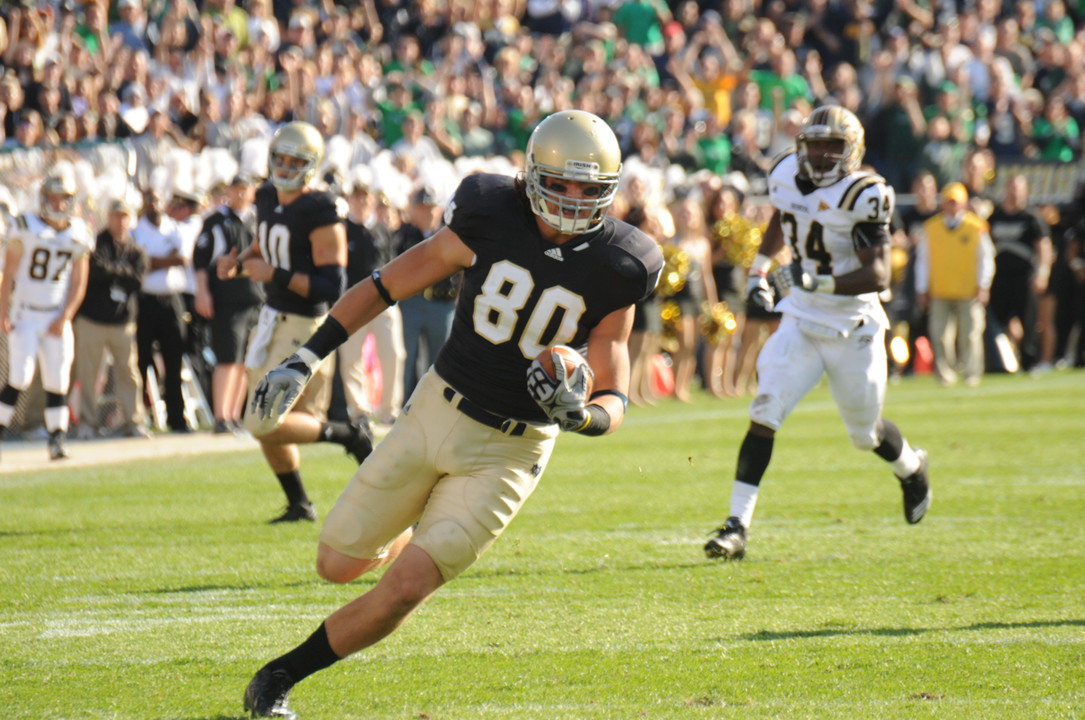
[[329, 225, 474, 336], [583, 304, 636, 433], [49, 253, 89, 336], [246, 222, 347, 293], [831, 239, 892, 296]]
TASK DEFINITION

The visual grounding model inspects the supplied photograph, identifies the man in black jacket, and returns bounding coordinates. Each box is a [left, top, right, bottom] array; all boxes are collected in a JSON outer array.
[[73, 198, 150, 438], [193, 175, 263, 434]]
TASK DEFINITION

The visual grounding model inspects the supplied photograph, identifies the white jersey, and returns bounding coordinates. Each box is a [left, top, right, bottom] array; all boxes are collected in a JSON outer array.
[[8, 214, 94, 310], [769, 152, 891, 335]]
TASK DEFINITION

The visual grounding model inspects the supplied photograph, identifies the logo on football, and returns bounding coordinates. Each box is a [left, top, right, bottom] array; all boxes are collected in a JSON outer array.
[[536, 345, 594, 395]]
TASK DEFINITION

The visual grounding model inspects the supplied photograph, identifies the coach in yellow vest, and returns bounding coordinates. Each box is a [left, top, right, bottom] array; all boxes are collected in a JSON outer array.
[[914, 182, 995, 387]]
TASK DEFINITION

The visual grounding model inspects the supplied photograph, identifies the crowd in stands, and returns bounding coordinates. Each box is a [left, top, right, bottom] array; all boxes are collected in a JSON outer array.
[[1, 0, 1084, 434]]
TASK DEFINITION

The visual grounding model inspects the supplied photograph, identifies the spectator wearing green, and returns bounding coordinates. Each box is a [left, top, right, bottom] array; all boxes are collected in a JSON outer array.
[[693, 112, 731, 175], [612, 0, 673, 56], [747, 49, 813, 114], [1030, 95, 1081, 162], [375, 81, 423, 148]]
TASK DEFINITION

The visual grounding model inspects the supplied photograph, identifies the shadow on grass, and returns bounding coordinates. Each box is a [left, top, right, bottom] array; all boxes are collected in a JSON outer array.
[[742, 618, 1085, 641]]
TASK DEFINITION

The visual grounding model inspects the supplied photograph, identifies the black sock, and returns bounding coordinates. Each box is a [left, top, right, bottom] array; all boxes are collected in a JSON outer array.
[[275, 471, 309, 507], [264, 622, 342, 684], [873, 418, 904, 462], [319, 421, 353, 447], [736, 431, 774, 487]]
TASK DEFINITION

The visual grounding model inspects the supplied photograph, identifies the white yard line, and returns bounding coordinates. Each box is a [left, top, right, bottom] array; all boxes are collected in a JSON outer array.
[[0, 431, 260, 475]]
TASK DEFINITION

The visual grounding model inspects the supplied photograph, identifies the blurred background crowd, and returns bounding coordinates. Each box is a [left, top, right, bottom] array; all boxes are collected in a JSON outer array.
[[1, 0, 1084, 437]]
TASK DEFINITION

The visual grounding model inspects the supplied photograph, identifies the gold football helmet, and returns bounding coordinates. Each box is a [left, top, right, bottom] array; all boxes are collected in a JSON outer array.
[[39, 166, 78, 224], [795, 105, 865, 187], [268, 121, 325, 191], [525, 110, 622, 234]]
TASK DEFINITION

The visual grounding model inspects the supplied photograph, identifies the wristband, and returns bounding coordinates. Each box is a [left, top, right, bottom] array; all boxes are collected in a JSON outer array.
[[815, 275, 836, 294], [294, 346, 321, 370], [303, 315, 350, 360], [273, 267, 292, 289], [750, 253, 773, 277], [590, 389, 629, 412], [573, 404, 611, 436], [371, 269, 397, 306]]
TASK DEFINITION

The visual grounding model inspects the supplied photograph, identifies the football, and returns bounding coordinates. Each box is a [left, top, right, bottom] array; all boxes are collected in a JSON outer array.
[[536, 345, 594, 395]]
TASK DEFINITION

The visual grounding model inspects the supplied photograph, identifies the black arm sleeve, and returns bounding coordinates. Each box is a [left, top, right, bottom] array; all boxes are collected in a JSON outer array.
[[308, 264, 347, 303]]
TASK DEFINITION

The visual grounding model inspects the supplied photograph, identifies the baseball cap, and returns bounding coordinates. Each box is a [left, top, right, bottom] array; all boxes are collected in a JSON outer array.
[[109, 198, 135, 216], [941, 182, 968, 204]]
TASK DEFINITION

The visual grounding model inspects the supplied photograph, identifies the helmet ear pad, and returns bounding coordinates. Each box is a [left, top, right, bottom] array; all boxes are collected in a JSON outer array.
[[268, 121, 326, 191], [525, 110, 622, 234]]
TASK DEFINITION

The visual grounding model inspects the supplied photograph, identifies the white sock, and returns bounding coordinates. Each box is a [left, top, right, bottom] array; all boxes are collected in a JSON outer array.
[[731, 481, 760, 529], [890, 441, 921, 478], [45, 406, 69, 433]]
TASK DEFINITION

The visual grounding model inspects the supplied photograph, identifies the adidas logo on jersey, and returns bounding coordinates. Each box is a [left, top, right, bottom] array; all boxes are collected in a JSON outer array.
[[544, 247, 564, 261], [818, 201, 830, 211], [274, 205, 283, 213]]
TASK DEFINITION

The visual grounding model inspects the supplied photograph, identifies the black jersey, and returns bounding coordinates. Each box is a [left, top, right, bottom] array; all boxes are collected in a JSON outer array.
[[345, 219, 393, 287], [254, 182, 346, 316], [193, 206, 264, 307], [988, 207, 1050, 279], [434, 173, 663, 422]]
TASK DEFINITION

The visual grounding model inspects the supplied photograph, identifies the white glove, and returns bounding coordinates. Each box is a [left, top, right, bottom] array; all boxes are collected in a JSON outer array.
[[746, 273, 774, 312], [252, 348, 320, 422], [526, 351, 594, 431]]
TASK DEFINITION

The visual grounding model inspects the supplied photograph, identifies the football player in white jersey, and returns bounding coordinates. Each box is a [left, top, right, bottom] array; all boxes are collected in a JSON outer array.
[[704, 106, 931, 561], [0, 167, 94, 460]]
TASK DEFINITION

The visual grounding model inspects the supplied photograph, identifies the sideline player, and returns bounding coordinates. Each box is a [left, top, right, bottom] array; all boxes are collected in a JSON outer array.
[[0, 167, 93, 460], [704, 106, 931, 561], [217, 121, 372, 523], [241, 110, 663, 718]]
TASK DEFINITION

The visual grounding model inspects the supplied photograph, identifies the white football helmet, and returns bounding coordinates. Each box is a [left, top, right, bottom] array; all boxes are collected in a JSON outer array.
[[525, 110, 622, 234], [39, 166, 78, 225], [268, 121, 325, 191], [795, 105, 865, 187]]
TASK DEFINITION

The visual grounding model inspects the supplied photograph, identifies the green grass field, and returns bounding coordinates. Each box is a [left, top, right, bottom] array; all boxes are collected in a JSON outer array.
[[3, 371, 1084, 719]]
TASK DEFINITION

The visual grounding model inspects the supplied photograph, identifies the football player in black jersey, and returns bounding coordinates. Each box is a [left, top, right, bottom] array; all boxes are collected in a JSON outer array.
[[217, 121, 373, 524], [241, 110, 664, 718]]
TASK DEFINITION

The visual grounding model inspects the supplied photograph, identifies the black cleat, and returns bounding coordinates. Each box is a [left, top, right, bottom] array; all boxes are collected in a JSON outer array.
[[898, 448, 931, 524], [244, 667, 297, 719], [269, 502, 317, 524], [704, 516, 747, 560], [48, 430, 70, 461], [345, 416, 374, 464]]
